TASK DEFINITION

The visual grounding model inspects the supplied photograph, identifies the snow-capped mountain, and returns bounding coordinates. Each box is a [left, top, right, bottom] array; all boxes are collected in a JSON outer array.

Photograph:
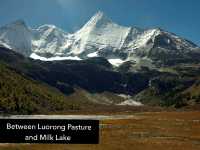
[[32, 24, 70, 56], [0, 11, 199, 67], [0, 20, 32, 56], [70, 12, 131, 56]]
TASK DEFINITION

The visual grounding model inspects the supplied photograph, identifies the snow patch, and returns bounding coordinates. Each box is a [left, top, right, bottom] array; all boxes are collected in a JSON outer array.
[[117, 94, 143, 106], [87, 51, 98, 57], [108, 59, 125, 66], [0, 41, 12, 49], [30, 53, 82, 61], [117, 100, 143, 106]]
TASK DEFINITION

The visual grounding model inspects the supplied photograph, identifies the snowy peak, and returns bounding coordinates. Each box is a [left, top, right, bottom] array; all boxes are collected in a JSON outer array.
[[36, 24, 68, 35], [32, 24, 70, 56], [128, 28, 198, 51], [36, 24, 57, 34], [150, 29, 198, 50], [83, 11, 113, 28], [71, 12, 131, 55], [4, 20, 27, 28], [0, 11, 199, 67], [75, 11, 116, 35], [34, 24, 68, 40], [0, 20, 32, 56]]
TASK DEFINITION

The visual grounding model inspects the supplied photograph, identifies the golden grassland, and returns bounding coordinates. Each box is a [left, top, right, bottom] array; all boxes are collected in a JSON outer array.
[[0, 111, 200, 150]]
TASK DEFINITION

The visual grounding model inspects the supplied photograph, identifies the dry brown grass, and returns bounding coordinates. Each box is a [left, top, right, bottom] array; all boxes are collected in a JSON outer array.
[[1, 111, 200, 150]]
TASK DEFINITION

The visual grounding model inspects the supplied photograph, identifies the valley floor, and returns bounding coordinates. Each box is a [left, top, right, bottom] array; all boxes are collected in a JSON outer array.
[[0, 111, 200, 150]]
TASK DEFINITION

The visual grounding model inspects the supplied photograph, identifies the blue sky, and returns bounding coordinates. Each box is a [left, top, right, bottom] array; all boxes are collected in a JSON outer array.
[[0, 0, 200, 45]]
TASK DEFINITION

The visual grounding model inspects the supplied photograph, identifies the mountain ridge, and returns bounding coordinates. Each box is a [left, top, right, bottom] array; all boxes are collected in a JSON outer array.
[[0, 11, 199, 67]]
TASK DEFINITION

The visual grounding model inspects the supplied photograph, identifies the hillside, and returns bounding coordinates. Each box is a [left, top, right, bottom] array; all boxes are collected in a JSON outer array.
[[1, 45, 200, 111], [133, 64, 200, 108], [0, 62, 84, 114]]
